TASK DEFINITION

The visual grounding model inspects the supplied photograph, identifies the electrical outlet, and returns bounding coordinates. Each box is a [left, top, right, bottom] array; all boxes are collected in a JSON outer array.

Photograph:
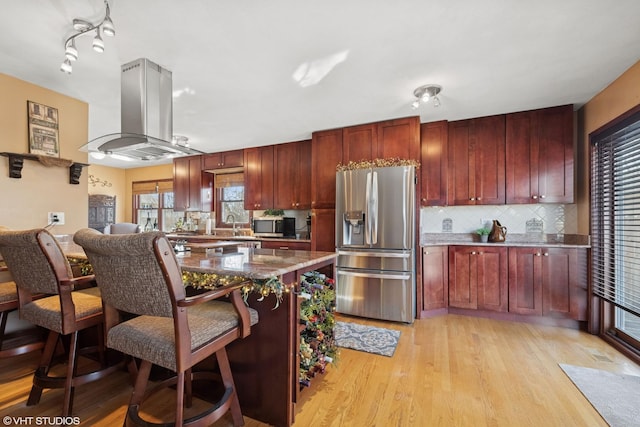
[[48, 212, 65, 225]]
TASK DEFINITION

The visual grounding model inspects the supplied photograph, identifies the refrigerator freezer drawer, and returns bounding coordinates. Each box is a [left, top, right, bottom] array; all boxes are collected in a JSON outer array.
[[337, 250, 414, 272], [336, 268, 415, 323]]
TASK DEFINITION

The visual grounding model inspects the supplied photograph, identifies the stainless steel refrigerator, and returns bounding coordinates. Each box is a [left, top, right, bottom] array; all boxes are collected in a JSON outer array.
[[335, 165, 416, 323]]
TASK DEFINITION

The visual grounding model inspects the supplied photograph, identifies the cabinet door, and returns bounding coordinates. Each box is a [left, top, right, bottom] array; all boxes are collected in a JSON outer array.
[[311, 129, 342, 209], [173, 155, 203, 211], [343, 123, 377, 163], [310, 209, 335, 252], [420, 121, 448, 206], [506, 105, 573, 204], [448, 246, 478, 309], [274, 140, 311, 210], [448, 116, 505, 205], [422, 246, 448, 310], [508, 247, 543, 315], [244, 146, 274, 210], [377, 116, 420, 161], [203, 149, 244, 170], [476, 246, 508, 312], [541, 247, 577, 318]]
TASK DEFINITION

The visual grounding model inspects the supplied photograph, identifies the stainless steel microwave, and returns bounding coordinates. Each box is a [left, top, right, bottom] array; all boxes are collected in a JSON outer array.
[[252, 216, 296, 238]]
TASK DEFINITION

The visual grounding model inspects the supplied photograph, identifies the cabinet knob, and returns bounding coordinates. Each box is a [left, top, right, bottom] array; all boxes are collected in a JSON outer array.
[[421, 198, 426, 202], [535, 252, 541, 257], [470, 197, 476, 201], [540, 195, 546, 199], [476, 197, 482, 201], [532, 195, 538, 199], [543, 252, 549, 256]]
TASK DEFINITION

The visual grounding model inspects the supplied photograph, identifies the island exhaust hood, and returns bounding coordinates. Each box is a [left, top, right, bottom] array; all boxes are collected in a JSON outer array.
[[82, 58, 202, 162]]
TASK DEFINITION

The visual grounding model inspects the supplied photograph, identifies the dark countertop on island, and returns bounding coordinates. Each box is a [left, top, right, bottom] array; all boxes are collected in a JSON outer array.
[[175, 247, 336, 280]]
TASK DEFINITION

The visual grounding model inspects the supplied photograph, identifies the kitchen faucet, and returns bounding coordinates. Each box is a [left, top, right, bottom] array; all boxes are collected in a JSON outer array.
[[226, 214, 237, 235]]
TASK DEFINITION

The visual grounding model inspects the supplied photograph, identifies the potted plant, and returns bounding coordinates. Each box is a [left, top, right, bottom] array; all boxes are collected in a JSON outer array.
[[476, 227, 491, 243]]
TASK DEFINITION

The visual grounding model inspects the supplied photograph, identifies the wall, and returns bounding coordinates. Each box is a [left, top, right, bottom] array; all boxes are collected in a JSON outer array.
[[0, 73, 88, 234], [87, 164, 126, 222], [577, 60, 640, 233]]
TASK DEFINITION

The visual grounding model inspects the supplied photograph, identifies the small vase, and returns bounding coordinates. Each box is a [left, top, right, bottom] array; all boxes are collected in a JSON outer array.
[[479, 234, 489, 243]]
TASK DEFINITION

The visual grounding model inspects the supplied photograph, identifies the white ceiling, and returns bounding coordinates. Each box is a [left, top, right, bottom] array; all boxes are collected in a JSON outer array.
[[2, 0, 640, 168]]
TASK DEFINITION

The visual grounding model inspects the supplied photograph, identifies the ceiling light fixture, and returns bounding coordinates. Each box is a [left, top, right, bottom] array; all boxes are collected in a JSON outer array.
[[60, 0, 115, 74], [411, 84, 442, 110]]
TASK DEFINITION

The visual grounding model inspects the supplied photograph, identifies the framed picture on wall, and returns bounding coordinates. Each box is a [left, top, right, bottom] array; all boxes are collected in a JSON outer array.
[[27, 100, 59, 157]]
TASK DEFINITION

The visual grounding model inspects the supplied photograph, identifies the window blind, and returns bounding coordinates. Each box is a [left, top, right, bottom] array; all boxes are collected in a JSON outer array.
[[132, 179, 173, 195], [591, 115, 640, 318]]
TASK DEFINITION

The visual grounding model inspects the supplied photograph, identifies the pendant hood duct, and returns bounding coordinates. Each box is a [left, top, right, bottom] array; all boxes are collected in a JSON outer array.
[[82, 58, 202, 162]]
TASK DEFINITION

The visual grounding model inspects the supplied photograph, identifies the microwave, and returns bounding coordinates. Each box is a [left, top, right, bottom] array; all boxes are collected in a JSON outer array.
[[252, 216, 296, 238]]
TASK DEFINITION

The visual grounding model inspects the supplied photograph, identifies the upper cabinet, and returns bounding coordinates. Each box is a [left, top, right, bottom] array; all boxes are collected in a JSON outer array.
[[342, 116, 420, 164], [506, 104, 574, 204], [173, 155, 212, 212], [202, 149, 244, 170], [311, 128, 343, 209], [244, 146, 274, 210], [274, 140, 312, 210], [448, 115, 506, 205], [342, 123, 378, 163], [420, 121, 448, 206], [377, 116, 420, 161]]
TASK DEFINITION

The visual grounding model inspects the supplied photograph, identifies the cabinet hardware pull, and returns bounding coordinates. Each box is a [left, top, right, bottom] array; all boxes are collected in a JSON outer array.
[[535, 252, 541, 256], [470, 197, 476, 201], [532, 195, 538, 199], [543, 253, 549, 256], [540, 195, 546, 199]]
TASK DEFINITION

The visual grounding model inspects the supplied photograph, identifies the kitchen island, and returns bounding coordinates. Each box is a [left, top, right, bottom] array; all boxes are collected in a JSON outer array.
[[176, 247, 337, 427], [60, 237, 336, 427]]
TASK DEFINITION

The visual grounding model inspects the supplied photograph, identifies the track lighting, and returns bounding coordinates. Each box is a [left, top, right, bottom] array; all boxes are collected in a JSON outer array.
[[59, 0, 115, 74], [411, 84, 442, 110]]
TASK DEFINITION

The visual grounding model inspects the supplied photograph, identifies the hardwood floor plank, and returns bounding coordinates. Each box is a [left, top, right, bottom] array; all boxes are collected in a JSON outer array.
[[1, 314, 638, 426]]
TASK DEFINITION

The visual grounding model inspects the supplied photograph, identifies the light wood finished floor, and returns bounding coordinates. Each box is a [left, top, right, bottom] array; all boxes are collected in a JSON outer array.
[[1, 314, 639, 426]]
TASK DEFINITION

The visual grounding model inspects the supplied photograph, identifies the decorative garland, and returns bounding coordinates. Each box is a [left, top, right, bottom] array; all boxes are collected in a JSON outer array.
[[298, 271, 339, 386], [181, 271, 292, 309], [336, 157, 420, 172]]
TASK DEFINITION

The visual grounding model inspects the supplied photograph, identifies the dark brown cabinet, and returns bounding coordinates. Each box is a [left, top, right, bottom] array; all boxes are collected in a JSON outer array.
[[311, 128, 343, 209], [244, 146, 274, 210], [506, 105, 574, 204], [342, 123, 377, 163], [274, 140, 311, 210], [202, 149, 244, 170], [420, 121, 448, 206], [448, 245, 508, 312], [173, 155, 211, 212], [310, 209, 335, 252], [508, 247, 586, 320], [447, 115, 506, 205], [377, 116, 420, 161], [422, 246, 448, 311]]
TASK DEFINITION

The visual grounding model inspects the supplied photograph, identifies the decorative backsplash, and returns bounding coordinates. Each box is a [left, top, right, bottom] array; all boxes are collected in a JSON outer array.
[[420, 204, 578, 235]]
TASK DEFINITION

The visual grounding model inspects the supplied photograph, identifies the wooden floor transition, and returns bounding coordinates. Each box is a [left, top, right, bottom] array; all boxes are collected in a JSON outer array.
[[1, 314, 639, 426]]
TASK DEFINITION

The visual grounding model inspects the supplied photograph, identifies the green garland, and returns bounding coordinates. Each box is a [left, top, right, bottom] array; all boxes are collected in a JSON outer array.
[[181, 271, 291, 309]]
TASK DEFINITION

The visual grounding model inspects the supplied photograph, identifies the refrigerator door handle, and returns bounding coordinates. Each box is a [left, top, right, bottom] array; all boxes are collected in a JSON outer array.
[[370, 170, 378, 244], [365, 171, 372, 244], [337, 270, 411, 281], [337, 250, 411, 258]]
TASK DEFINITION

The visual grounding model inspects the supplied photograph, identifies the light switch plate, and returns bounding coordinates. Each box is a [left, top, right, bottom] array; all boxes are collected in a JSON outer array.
[[48, 212, 65, 225]]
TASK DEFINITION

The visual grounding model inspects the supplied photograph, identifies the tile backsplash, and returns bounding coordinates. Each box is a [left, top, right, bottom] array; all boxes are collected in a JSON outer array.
[[420, 204, 577, 235]]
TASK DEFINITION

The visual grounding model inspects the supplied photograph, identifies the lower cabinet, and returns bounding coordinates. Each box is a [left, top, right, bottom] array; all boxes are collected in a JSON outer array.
[[261, 240, 311, 251], [448, 245, 508, 312], [422, 245, 587, 322], [508, 247, 587, 321]]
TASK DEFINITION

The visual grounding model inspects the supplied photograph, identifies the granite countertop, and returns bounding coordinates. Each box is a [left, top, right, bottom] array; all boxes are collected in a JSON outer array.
[[166, 233, 311, 244], [420, 233, 591, 248], [176, 247, 336, 280]]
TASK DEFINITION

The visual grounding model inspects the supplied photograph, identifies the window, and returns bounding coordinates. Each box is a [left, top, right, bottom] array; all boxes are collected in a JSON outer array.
[[591, 106, 640, 351], [132, 179, 182, 232], [215, 172, 250, 227]]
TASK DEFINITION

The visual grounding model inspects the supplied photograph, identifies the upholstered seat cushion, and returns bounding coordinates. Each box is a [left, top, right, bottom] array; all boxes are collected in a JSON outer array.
[[0, 281, 17, 304], [108, 300, 259, 371], [21, 287, 103, 333]]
